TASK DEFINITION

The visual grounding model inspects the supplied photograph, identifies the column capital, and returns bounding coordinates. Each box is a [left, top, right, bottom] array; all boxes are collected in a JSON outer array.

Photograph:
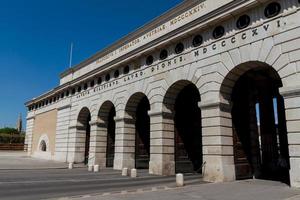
[[199, 100, 231, 112], [148, 110, 173, 119], [280, 86, 300, 98], [89, 119, 103, 126], [68, 125, 85, 130]]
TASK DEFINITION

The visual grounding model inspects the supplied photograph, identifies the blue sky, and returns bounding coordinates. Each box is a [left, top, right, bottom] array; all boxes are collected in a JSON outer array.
[[0, 0, 182, 128]]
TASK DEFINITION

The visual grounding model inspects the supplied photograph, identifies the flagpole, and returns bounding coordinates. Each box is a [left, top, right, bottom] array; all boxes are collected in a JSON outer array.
[[69, 42, 73, 68]]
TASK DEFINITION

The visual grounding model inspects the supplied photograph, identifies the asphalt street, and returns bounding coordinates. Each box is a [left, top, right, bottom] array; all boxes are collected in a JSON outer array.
[[0, 168, 204, 200]]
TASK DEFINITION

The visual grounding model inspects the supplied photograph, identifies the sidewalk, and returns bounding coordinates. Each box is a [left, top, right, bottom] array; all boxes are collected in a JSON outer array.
[[0, 151, 74, 170], [63, 180, 300, 200]]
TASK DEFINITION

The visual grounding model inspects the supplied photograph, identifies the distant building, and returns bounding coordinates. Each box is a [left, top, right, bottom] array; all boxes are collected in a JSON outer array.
[[25, 0, 300, 188], [16, 113, 22, 133]]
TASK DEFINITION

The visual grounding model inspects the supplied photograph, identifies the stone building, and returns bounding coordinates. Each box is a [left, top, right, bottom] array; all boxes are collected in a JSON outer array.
[[25, 0, 300, 187]]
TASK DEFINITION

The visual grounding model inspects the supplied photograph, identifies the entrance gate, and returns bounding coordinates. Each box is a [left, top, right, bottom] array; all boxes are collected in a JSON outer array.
[[106, 107, 116, 167], [174, 84, 202, 173], [135, 96, 150, 169], [232, 68, 290, 184]]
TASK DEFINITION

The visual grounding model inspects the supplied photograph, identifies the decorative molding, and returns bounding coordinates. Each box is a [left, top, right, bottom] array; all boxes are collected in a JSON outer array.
[[280, 86, 300, 98], [199, 101, 232, 112], [57, 104, 72, 111]]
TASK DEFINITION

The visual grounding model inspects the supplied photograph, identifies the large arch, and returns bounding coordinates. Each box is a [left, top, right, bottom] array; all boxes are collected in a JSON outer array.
[[220, 61, 290, 184], [97, 101, 116, 168], [125, 92, 151, 169], [163, 80, 202, 174], [76, 107, 91, 165]]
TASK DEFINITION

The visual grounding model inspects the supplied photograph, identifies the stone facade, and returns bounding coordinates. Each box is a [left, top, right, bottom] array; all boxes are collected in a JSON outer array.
[[25, 0, 300, 187]]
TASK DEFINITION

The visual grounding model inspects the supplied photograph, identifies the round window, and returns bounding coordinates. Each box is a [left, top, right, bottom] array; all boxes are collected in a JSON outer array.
[[175, 43, 184, 54], [105, 74, 111, 81], [146, 55, 154, 65], [84, 83, 88, 90], [123, 66, 130, 74], [264, 2, 281, 18], [236, 15, 251, 29], [159, 49, 168, 60], [114, 70, 120, 78], [192, 35, 203, 47], [97, 77, 102, 84], [213, 26, 225, 39], [90, 80, 95, 87]]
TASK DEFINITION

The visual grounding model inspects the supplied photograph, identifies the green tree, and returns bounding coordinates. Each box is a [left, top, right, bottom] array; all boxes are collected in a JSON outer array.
[[0, 127, 19, 134]]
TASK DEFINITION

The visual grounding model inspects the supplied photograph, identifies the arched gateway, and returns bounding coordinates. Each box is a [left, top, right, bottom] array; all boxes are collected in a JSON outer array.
[[76, 107, 91, 165], [25, 0, 300, 187], [163, 81, 202, 173], [221, 62, 290, 184]]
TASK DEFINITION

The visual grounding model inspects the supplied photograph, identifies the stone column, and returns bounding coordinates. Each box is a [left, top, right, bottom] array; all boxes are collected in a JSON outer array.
[[149, 110, 175, 176], [25, 116, 35, 155], [280, 86, 300, 187], [199, 101, 235, 182], [88, 120, 107, 168], [113, 116, 135, 170], [67, 125, 85, 163]]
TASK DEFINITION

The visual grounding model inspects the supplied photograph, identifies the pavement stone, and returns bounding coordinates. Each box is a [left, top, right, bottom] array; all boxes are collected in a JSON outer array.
[[66, 180, 300, 200], [0, 151, 83, 170]]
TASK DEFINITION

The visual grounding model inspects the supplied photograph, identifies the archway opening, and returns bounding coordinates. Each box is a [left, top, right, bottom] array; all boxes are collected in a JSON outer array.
[[77, 107, 91, 165], [135, 96, 150, 169], [228, 65, 290, 184], [39, 140, 47, 152], [106, 106, 116, 167], [173, 83, 202, 173]]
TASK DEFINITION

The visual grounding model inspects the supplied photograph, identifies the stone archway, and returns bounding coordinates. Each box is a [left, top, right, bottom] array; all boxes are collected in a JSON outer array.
[[97, 101, 116, 168], [125, 92, 150, 169], [163, 80, 202, 174], [220, 62, 290, 184], [77, 107, 91, 165]]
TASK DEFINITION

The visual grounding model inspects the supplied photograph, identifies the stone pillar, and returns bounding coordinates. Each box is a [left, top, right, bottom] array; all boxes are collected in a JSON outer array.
[[280, 86, 300, 187], [149, 110, 175, 176], [25, 116, 35, 155], [88, 120, 107, 168], [199, 101, 235, 182], [113, 116, 135, 170], [67, 125, 86, 163]]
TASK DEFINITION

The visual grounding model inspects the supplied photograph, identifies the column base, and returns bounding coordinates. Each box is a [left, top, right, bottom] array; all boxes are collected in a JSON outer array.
[[289, 158, 300, 187], [113, 154, 135, 170], [149, 160, 175, 176], [203, 156, 235, 182]]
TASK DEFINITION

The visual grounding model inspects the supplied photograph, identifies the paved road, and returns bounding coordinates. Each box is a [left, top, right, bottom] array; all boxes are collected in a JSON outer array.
[[67, 179, 300, 200], [0, 168, 203, 200], [0, 151, 69, 169]]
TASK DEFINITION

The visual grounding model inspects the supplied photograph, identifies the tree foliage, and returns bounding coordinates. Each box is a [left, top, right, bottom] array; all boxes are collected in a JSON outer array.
[[0, 127, 19, 134]]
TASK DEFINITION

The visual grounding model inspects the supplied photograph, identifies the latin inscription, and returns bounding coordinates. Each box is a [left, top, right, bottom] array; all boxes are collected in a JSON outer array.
[[77, 19, 284, 100], [94, 0, 233, 67]]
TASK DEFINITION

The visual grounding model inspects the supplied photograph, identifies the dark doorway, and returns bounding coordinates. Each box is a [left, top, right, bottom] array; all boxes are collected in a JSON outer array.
[[135, 96, 150, 169], [106, 107, 116, 167], [232, 68, 290, 184], [174, 84, 202, 173], [84, 114, 91, 165]]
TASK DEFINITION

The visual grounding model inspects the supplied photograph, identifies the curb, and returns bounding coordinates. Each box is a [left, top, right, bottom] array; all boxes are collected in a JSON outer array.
[[53, 185, 177, 200], [284, 195, 300, 200]]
